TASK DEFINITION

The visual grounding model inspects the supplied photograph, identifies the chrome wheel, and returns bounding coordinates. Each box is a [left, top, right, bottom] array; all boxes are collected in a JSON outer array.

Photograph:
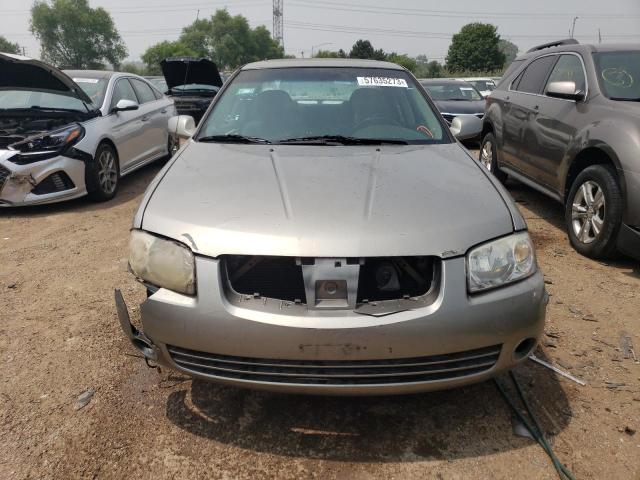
[[97, 149, 117, 194], [480, 140, 493, 170], [571, 180, 605, 244]]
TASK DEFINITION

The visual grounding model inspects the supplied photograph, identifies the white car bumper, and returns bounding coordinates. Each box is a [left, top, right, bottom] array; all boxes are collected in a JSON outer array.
[[0, 149, 88, 207]]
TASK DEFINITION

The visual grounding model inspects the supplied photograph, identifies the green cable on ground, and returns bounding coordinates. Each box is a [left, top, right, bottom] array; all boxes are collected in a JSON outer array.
[[493, 371, 576, 480]]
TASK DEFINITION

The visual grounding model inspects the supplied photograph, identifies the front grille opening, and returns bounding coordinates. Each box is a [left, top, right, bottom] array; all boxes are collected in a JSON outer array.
[[357, 256, 434, 302], [224, 255, 307, 303], [31, 171, 75, 195]]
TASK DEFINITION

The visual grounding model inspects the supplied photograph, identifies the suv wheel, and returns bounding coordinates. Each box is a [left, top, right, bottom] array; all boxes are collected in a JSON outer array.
[[565, 164, 622, 259], [479, 133, 507, 182], [87, 143, 119, 202]]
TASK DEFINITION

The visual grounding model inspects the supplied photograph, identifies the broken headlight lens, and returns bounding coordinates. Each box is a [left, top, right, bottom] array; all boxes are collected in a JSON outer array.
[[467, 232, 536, 293], [10, 124, 85, 163], [128, 230, 196, 295]]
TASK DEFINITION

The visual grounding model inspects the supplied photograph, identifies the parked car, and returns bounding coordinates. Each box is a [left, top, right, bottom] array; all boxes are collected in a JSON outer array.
[[0, 53, 177, 206], [482, 39, 640, 260], [160, 57, 223, 124], [421, 79, 486, 141], [116, 58, 546, 396], [145, 76, 168, 94], [455, 77, 497, 97]]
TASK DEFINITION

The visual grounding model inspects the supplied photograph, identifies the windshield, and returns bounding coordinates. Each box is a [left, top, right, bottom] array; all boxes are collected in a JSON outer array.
[[148, 78, 168, 93], [594, 51, 640, 100], [422, 82, 483, 101], [0, 90, 89, 111], [71, 77, 108, 108], [197, 67, 447, 144], [469, 80, 495, 92]]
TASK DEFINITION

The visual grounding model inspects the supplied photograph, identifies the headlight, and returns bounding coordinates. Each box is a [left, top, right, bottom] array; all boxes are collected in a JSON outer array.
[[10, 124, 85, 163], [467, 232, 536, 293], [128, 230, 196, 295]]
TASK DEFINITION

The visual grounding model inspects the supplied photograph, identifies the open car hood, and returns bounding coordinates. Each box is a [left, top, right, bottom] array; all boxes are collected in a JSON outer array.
[[0, 53, 93, 104], [160, 57, 223, 90]]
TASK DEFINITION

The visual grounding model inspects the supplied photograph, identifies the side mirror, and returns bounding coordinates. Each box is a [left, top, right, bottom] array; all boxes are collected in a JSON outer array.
[[546, 81, 585, 101], [112, 99, 139, 113], [168, 115, 196, 139], [450, 115, 482, 141]]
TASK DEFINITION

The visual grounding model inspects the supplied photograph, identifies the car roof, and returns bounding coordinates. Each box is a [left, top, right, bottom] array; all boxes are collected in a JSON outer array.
[[420, 79, 471, 85], [515, 42, 640, 62], [64, 70, 117, 79], [242, 58, 405, 70]]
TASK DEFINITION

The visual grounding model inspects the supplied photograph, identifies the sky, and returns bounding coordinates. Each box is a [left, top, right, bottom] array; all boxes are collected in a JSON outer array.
[[1, 0, 639, 62]]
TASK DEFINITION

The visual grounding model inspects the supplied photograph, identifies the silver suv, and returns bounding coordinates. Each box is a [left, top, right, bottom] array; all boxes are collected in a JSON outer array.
[[482, 39, 640, 260]]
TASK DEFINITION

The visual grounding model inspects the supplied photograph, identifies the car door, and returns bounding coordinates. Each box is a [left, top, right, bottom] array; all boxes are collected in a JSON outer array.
[[502, 55, 558, 179], [129, 78, 168, 161], [105, 78, 146, 171], [528, 54, 587, 192]]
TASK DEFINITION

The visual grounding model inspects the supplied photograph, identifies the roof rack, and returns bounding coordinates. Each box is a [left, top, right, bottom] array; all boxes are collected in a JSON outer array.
[[526, 39, 579, 53]]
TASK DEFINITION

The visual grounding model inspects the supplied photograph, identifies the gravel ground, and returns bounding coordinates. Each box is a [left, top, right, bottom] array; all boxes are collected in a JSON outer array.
[[1, 151, 639, 479]]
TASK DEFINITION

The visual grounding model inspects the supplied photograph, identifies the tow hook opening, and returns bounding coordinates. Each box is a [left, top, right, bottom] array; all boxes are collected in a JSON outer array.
[[114, 289, 158, 362]]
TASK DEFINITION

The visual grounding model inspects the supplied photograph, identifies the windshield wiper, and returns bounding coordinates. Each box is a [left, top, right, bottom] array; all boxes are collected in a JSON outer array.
[[277, 135, 408, 145], [198, 134, 271, 144], [609, 97, 640, 101]]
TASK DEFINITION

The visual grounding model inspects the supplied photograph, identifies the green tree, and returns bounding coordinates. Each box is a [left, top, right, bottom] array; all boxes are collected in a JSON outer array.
[[445, 23, 505, 73], [314, 49, 347, 58], [30, 0, 127, 69], [386, 53, 417, 73], [349, 40, 385, 60], [498, 39, 519, 66], [178, 9, 284, 70], [0, 36, 21, 55], [141, 41, 197, 75], [119, 61, 146, 76]]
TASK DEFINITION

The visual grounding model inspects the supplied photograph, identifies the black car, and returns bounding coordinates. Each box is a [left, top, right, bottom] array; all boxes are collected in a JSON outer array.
[[420, 79, 486, 133], [161, 57, 223, 124]]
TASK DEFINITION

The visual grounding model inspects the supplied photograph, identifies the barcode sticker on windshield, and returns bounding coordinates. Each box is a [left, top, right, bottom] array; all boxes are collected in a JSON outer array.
[[357, 77, 408, 88], [74, 78, 99, 84]]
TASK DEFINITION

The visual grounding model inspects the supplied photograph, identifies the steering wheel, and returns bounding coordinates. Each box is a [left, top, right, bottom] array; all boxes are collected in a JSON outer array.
[[352, 116, 401, 132]]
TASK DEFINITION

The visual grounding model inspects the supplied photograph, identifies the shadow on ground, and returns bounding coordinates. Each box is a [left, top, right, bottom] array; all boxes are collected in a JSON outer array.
[[166, 351, 571, 462], [0, 161, 163, 218]]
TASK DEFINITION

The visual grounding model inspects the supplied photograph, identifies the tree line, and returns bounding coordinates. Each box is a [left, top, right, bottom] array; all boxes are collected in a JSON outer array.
[[0, 0, 519, 77]]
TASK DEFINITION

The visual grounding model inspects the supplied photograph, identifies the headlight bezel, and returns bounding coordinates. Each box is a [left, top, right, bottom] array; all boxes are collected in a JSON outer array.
[[466, 231, 537, 293], [128, 229, 197, 296], [10, 123, 85, 164]]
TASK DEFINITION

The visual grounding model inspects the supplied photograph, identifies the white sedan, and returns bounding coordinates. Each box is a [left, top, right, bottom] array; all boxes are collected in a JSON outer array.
[[0, 53, 176, 206]]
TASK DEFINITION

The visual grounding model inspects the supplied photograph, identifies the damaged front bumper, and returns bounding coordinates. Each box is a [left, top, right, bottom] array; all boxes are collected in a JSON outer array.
[[0, 150, 87, 206], [115, 256, 547, 396]]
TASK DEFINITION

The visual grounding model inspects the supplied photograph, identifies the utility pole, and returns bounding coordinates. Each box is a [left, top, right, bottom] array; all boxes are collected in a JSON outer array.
[[570, 16, 578, 38], [273, 0, 283, 49], [598, 28, 602, 43]]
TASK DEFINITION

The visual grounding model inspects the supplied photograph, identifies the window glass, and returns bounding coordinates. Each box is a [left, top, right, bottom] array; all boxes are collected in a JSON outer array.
[[130, 78, 156, 104], [72, 77, 108, 108], [546, 55, 586, 93], [0, 91, 87, 111], [110, 79, 137, 109], [515, 56, 558, 94], [593, 51, 640, 101], [197, 67, 447, 144], [422, 82, 483, 101]]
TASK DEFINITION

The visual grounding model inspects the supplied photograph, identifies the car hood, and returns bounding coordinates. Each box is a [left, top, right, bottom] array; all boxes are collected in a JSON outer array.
[[160, 57, 223, 89], [140, 143, 514, 258], [435, 100, 486, 115], [0, 53, 93, 103]]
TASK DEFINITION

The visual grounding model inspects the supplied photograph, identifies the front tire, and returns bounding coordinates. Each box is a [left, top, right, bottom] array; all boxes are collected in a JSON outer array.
[[479, 132, 507, 183], [87, 143, 119, 202], [565, 164, 622, 259]]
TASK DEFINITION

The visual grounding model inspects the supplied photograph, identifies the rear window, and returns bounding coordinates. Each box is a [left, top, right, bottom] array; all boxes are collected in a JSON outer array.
[[130, 78, 156, 104]]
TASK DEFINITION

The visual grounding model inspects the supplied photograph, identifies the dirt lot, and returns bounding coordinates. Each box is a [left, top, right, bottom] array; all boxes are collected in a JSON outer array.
[[1, 152, 639, 479]]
